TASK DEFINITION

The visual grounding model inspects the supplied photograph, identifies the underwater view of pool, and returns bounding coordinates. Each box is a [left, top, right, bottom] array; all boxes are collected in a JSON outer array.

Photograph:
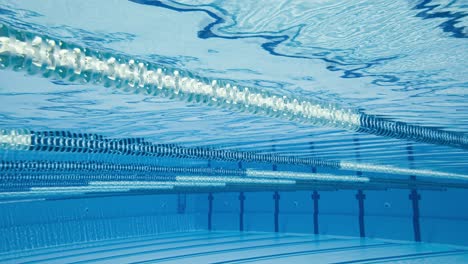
[[0, 0, 467, 263]]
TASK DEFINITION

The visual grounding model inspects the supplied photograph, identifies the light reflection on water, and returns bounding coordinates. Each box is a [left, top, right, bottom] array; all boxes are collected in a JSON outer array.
[[0, 0, 466, 174]]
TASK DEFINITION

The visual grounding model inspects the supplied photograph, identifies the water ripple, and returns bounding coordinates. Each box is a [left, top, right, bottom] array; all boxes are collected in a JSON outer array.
[[414, 0, 467, 38], [0, 0, 466, 174]]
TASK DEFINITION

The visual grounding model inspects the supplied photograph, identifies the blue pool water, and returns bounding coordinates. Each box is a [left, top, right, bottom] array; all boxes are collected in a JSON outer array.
[[0, 0, 467, 263]]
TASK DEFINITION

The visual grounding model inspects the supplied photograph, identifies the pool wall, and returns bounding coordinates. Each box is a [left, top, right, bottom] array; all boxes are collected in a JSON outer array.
[[1, 178, 467, 253], [197, 188, 468, 246]]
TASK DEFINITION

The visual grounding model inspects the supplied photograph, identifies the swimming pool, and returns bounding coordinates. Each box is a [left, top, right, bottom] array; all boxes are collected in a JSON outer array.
[[0, 0, 467, 263]]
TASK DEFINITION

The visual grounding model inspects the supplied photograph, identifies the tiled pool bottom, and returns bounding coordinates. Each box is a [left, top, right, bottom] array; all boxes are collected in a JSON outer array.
[[1, 231, 467, 264]]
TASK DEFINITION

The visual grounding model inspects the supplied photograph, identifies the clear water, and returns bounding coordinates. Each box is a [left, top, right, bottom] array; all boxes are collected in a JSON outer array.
[[0, 0, 467, 263], [0, 0, 467, 172]]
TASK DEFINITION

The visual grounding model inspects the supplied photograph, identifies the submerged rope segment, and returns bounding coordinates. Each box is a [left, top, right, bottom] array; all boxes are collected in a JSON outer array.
[[0, 129, 340, 168], [246, 169, 370, 182], [1, 129, 467, 181], [0, 185, 174, 199], [0, 24, 466, 149], [0, 160, 245, 176], [175, 176, 296, 185], [0, 160, 368, 182]]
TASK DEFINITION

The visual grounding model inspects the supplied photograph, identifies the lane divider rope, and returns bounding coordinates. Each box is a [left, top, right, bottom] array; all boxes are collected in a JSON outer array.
[[0, 24, 466, 149], [1, 129, 467, 181]]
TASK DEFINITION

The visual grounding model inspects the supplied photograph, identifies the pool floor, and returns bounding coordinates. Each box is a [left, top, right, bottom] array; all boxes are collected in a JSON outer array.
[[1, 231, 468, 263]]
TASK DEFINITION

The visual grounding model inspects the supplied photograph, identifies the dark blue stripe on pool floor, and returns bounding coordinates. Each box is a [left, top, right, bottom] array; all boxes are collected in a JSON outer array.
[[0, 231, 212, 262], [368, 251, 468, 263], [5, 231, 466, 264], [67, 233, 298, 264], [131, 238, 342, 264], [332, 249, 468, 263], [212, 242, 395, 264], [23, 232, 259, 264]]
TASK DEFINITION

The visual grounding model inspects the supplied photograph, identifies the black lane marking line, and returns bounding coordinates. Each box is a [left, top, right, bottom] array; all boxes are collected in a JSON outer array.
[[356, 190, 366, 237], [238, 161, 245, 232], [208, 192, 214, 230], [312, 190, 320, 234], [310, 141, 319, 235], [407, 143, 421, 242], [409, 189, 421, 242], [272, 144, 279, 233], [273, 191, 280, 233], [354, 137, 365, 238], [239, 191, 245, 232]]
